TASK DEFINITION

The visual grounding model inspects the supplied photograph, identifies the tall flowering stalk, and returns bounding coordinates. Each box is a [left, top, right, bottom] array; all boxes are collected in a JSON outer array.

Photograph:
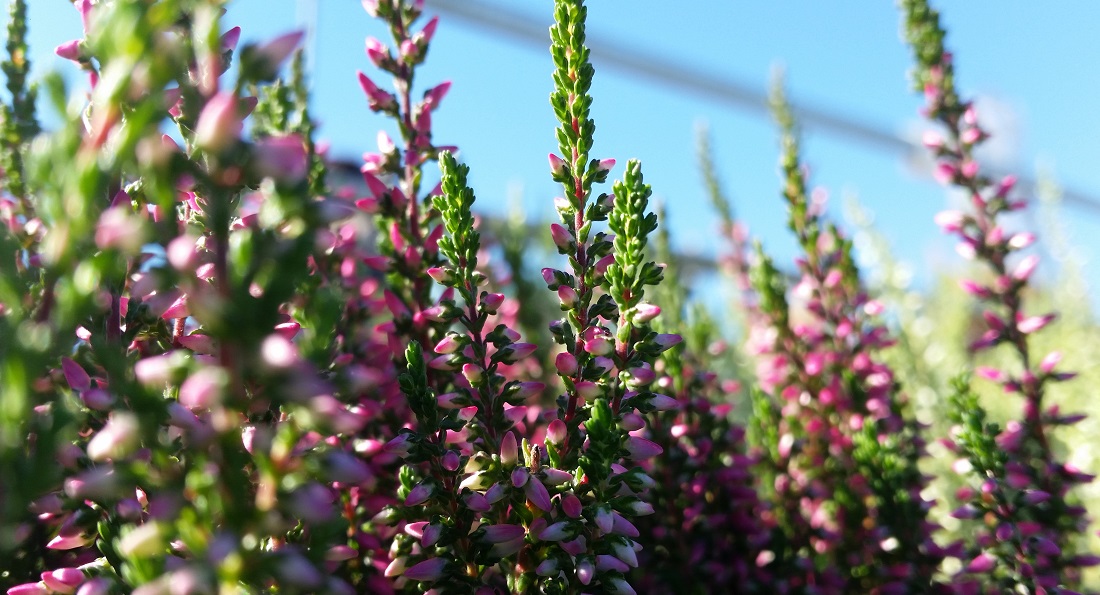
[[902, 0, 1094, 591], [374, 151, 548, 592], [747, 81, 942, 593]]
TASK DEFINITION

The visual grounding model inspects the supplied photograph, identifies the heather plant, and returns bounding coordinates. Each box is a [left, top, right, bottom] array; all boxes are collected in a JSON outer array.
[[902, 0, 1095, 591], [734, 79, 943, 593], [3, 0, 1099, 593]]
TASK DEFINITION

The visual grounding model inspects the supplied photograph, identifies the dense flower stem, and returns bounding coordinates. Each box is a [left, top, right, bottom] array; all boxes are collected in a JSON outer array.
[[902, 0, 1090, 589]]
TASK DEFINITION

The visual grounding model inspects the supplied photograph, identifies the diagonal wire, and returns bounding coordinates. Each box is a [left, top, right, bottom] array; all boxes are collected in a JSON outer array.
[[423, 0, 1100, 216]]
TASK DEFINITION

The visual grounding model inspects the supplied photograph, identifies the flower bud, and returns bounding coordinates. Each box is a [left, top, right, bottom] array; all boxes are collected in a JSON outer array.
[[87, 413, 140, 461], [555, 352, 578, 376], [550, 223, 574, 251], [631, 303, 661, 325], [194, 93, 242, 152], [481, 292, 505, 314], [548, 153, 567, 177], [546, 419, 567, 445], [403, 557, 447, 582], [500, 432, 518, 466]]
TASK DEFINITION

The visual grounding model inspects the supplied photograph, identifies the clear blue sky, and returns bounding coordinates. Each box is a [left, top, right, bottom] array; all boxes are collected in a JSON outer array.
[[23, 1, 1100, 303]]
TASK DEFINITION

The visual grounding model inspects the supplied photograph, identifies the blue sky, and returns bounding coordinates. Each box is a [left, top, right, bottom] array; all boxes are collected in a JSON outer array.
[[23, 1, 1100, 303]]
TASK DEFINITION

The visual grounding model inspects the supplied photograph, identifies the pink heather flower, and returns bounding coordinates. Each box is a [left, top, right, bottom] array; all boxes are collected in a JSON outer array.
[[631, 303, 661, 324], [1040, 351, 1062, 374], [256, 30, 304, 72], [481, 524, 526, 544], [1012, 254, 1040, 281], [576, 558, 595, 585], [535, 559, 559, 577], [423, 81, 452, 111], [261, 334, 299, 369], [65, 466, 121, 501], [562, 493, 583, 518], [958, 279, 992, 299], [464, 492, 491, 512], [253, 135, 308, 182], [166, 234, 201, 271], [512, 381, 544, 400], [625, 365, 656, 387], [550, 223, 574, 250], [595, 254, 615, 276], [361, 171, 389, 200], [361, 0, 379, 16], [555, 352, 578, 376], [403, 557, 447, 582], [434, 334, 462, 355], [61, 357, 91, 392], [624, 436, 663, 460], [87, 412, 140, 461], [960, 160, 979, 178], [595, 158, 616, 173], [441, 450, 461, 472], [648, 393, 679, 411], [557, 285, 579, 308], [976, 366, 1007, 383], [574, 380, 602, 401], [364, 37, 389, 67], [524, 476, 552, 511], [933, 161, 957, 185], [221, 26, 241, 52], [481, 293, 505, 313], [540, 468, 573, 486], [46, 531, 92, 551], [511, 467, 529, 487], [356, 72, 397, 111], [653, 333, 682, 351], [590, 356, 614, 375], [541, 267, 559, 287], [1017, 313, 1055, 335], [194, 93, 242, 152], [55, 40, 81, 61], [384, 434, 414, 456], [921, 130, 943, 149], [95, 207, 144, 253], [179, 367, 227, 411], [955, 240, 977, 260], [583, 333, 613, 356], [75, 578, 112, 595], [1007, 232, 1036, 250], [426, 266, 452, 284], [966, 552, 996, 573], [546, 419, 567, 445], [500, 342, 537, 364], [500, 432, 519, 466], [934, 210, 966, 233], [538, 521, 572, 542], [384, 557, 407, 578], [548, 153, 567, 177], [41, 568, 84, 594], [416, 17, 439, 47], [404, 483, 433, 507], [612, 541, 639, 568], [7, 583, 49, 595], [594, 506, 614, 533], [399, 39, 416, 61], [596, 554, 629, 573], [462, 363, 483, 384]]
